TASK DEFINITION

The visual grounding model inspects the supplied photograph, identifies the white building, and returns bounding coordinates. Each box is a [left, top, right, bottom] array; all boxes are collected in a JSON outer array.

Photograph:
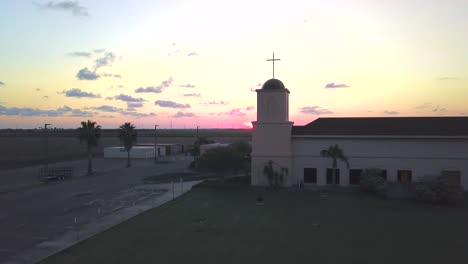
[[251, 79, 468, 190], [104, 146, 165, 159]]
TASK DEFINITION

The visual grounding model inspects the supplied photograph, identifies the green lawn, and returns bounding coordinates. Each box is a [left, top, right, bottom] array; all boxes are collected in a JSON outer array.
[[41, 183, 468, 264]]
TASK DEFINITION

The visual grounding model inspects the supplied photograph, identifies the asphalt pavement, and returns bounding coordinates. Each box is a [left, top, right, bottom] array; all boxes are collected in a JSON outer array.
[[0, 156, 196, 264]]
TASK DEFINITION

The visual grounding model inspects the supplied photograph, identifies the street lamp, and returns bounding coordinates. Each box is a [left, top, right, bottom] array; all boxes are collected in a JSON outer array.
[[44, 123, 52, 171], [154, 125, 158, 164]]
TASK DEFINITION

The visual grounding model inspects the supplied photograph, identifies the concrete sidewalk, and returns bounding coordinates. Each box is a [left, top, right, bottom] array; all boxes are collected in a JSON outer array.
[[4, 180, 201, 264]]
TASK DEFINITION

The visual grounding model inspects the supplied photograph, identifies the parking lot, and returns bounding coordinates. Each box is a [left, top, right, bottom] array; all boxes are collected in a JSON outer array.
[[0, 156, 194, 263]]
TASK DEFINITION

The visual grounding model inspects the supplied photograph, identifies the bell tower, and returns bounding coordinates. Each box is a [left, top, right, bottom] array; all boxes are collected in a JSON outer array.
[[251, 79, 294, 186]]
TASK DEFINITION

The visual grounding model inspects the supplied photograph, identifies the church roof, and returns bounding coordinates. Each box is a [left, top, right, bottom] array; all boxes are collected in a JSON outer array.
[[262, 79, 285, 90], [292, 117, 468, 136]]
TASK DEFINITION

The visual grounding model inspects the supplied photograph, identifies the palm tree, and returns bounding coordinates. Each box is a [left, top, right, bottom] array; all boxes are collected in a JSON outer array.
[[320, 144, 349, 185], [118, 122, 137, 167], [78, 120, 101, 176]]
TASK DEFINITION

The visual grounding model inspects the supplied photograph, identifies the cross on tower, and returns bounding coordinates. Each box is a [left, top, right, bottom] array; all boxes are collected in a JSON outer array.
[[266, 52, 281, 79]]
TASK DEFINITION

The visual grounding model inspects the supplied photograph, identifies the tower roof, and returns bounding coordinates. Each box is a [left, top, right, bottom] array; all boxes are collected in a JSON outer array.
[[262, 79, 285, 90]]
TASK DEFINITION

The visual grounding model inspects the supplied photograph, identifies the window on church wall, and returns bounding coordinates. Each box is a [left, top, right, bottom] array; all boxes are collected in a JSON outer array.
[[326, 168, 340, 184], [397, 170, 412, 183], [303, 168, 317, 184], [266, 96, 279, 121], [349, 169, 362, 185], [381, 170, 387, 181]]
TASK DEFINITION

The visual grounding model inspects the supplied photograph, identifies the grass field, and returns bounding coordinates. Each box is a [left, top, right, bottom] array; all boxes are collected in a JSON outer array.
[[40, 181, 468, 264]]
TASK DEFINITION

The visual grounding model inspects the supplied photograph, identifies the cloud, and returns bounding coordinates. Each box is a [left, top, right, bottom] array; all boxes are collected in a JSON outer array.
[[250, 83, 263, 92], [100, 115, 115, 118], [183, 93, 201, 97], [384, 110, 400, 115], [0, 104, 92, 117], [200, 101, 229, 105], [180, 83, 196, 88], [416, 102, 447, 113], [43, 96, 49, 99], [68, 51, 91, 57], [135, 86, 163, 93], [187, 52, 198, 56], [432, 106, 447, 113], [76, 67, 99, 80], [299, 106, 334, 114], [173, 112, 195, 118], [415, 102, 433, 109], [88, 105, 154, 117], [127, 102, 144, 108], [114, 94, 145, 103], [94, 48, 105, 53], [107, 85, 124, 90], [439, 77, 459, 80], [63, 88, 101, 98], [155, 100, 191, 109], [222, 108, 246, 116], [37, 1, 89, 16], [160, 77, 174, 87], [119, 111, 151, 117], [0, 81, 5, 86], [35, 88, 41, 91], [134, 77, 174, 93], [101, 73, 122, 78], [325, 83, 350, 88], [94, 52, 117, 69], [90, 105, 122, 112], [245, 106, 255, 110], [126, 102, 144, 111], [70, 109, 93, 117]]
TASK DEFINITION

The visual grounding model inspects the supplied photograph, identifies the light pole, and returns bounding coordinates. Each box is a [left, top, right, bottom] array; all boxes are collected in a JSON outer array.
[[196, 125, 199, 139], [154, 125, 158, 164], [44, 123, 51, 171]]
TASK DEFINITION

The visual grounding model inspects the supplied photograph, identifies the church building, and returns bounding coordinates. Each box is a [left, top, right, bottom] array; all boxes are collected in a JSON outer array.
[[251, 79, 468, 190]]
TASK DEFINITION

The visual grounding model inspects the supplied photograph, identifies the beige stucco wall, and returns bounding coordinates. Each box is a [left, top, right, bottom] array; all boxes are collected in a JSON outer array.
[[251, 88, 293, 187], [291, 137, 468, 189], [256, 90, 289, 122]]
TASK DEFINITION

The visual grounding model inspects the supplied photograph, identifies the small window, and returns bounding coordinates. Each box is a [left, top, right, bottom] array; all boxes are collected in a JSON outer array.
[[326, 168, 340, 185], [381, 170, 387, 181], [303, 168, 317, 184], [397, 170, 412, 183], [349, 169, 362, 185]]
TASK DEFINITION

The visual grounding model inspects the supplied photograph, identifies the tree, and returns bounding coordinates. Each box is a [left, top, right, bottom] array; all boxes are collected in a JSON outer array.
[[320, 144, 349, 185], [118, 122, 137, 168], [196, 147, 242, 178], [78, 120, 101, 175], [230, 141, 252, 176], [191, 136, 215, 156]]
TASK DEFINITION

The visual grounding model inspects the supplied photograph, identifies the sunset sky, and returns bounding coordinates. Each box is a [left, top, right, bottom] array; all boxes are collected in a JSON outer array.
[[0, 0, 467, 129]]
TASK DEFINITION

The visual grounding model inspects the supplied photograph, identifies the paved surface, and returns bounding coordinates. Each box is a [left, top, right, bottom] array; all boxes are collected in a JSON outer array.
[[0, 156, 196, 264]]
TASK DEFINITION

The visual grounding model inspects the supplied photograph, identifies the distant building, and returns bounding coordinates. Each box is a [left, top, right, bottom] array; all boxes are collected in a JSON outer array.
[[104, 143, 184, 159], [251, 79, 468, 189], [104, 146, 164, 159]]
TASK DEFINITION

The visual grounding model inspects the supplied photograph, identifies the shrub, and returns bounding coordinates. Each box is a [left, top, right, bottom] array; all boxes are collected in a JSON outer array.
[[263, 160, 288, 190], [414, 175, 463, 204], [360, 168, 387, 198]]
